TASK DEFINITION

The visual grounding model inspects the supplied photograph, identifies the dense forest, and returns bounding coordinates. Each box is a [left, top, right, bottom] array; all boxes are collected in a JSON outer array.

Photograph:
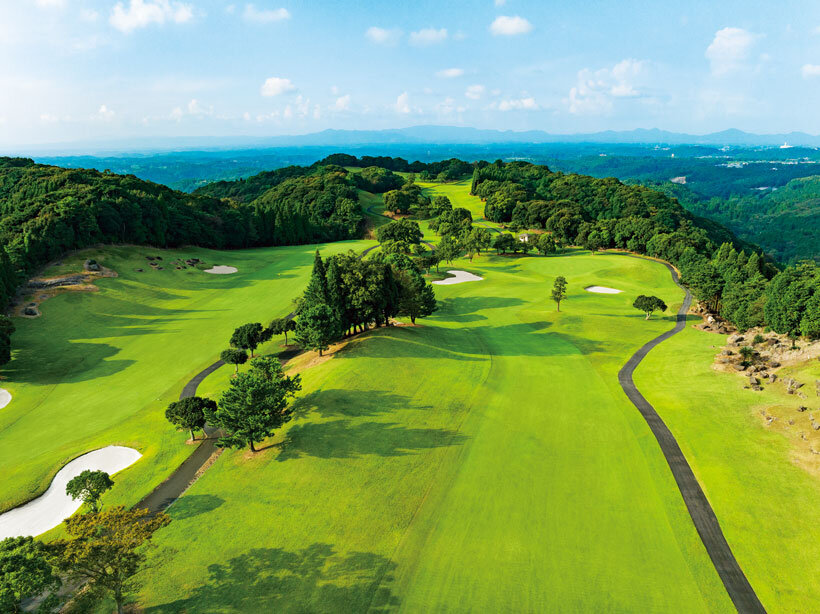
[[0, 158, 364, 308], [470, 160, 819, 338]]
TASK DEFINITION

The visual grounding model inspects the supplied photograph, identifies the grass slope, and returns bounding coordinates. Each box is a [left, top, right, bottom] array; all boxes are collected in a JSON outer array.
[[0, 240, 371, 514], [636, 328, 820, 612], [132, 251, 733, 613]]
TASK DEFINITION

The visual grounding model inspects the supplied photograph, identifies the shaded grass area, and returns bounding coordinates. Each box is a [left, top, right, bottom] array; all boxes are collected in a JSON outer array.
[[132, 251, 733, 613], [636, 328, 820, 612], [0, 240, 372, 514]]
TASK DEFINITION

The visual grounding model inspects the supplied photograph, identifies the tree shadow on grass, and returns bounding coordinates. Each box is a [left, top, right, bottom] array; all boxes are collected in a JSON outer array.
[[144, 544, 399, 614], [432, 296, 526, 323], [4, 340, 136, 384], [277, 420, 468, 462], [290, 389, 431, 420], [168, 494, 224, 521]]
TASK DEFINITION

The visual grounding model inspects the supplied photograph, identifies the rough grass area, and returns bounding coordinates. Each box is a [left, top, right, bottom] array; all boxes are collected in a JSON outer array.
[[636, 329, 820, 612], [0, 240, 371, 514], [131, 251, 733, 613]]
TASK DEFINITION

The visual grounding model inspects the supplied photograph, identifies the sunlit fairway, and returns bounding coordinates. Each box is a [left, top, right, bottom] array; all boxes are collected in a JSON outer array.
[[0, 240, 371, 514], [130, 250, 734, 613], [636, 329, 820, 612]]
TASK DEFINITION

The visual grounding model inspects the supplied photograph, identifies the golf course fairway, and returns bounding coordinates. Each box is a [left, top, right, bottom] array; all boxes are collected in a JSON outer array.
[[130, 250, 736, 613], [0, 240, 371, 515]]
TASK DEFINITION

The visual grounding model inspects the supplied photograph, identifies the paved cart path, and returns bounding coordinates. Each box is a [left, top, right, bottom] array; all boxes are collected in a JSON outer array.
[[618, 258, 765, 614]]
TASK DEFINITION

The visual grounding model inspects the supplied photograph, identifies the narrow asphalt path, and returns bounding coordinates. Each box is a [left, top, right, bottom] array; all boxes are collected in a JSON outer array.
[[618, 259, 765, 613], [135, 243, 379, 514]]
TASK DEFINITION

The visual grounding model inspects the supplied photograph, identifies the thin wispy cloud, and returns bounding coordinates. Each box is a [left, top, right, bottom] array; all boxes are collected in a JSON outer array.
[[365, 26, 402, 46], [243, 4, 290, 24], [465, 84, 485, 99], [110, 0, 193, 34], [436, 68, 465, 79], [410, 28, 448, 46]]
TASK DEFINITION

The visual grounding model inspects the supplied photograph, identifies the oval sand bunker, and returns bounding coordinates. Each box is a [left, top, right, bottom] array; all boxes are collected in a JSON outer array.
[[0, 389, 10, 409], [433, 270, 484, 285], [204, 265, 238, 274], [0, 446, 141, 539], [585, 285, 623, 294]]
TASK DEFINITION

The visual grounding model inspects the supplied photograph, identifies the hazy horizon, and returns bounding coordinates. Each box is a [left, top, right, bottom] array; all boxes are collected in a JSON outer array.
[[4, 0, 820, 149]]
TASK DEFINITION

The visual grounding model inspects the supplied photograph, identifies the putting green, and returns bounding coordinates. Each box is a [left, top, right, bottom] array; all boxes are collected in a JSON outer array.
[[131, 251, 733, 612], [636, 328, 820, 612], [0, 240, 371, 515]]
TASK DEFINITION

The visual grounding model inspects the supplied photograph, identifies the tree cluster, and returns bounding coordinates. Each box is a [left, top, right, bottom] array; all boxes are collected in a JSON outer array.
[[293, 249, 437, 354]]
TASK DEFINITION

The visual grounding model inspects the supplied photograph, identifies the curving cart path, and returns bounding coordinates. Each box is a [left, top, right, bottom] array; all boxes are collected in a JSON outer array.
[[136, 244, 379, 513], [618, 259, 765, 613]]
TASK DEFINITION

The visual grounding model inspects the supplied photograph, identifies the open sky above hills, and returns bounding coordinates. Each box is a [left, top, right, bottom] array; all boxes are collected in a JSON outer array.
[[4, 0, 820, 147]]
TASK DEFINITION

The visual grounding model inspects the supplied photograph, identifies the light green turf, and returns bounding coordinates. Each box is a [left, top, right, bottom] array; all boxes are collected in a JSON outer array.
[[131, 251, 734, 613], [0, 240, 371, 514], [635, 327, 820, 612], [417, 178, 488, 221]]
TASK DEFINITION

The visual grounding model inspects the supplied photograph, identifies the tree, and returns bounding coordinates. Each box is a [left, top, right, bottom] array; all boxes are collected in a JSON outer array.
[[206, 357, 301, 452], [0, 315, 14, 367], [551, 276, 568, 312], [269, 317, 296, 346], [632, 295, 668, 320], [53, 506, 170, 614], [437, 235, 462, 265], [376, 219, 422, 246], [294, 303, 340, 356], [220, 348, 248, 373], [396, 269, 438, 324], [583, 230, 604, 255], [230, 322, 266, 357], [165, 396, 215, 441], [492, 233, 516, 254], [739, 345, 755, 364], [65, 470, 114, 513], [0, 536, 61, 613], [299, 250, 329, 312], [536, 234, 557, 256], [464, 227, 492, 260]]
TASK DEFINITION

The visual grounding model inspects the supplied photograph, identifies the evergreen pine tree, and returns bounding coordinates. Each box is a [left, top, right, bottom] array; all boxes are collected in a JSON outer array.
[[299, 250, 329, 314]]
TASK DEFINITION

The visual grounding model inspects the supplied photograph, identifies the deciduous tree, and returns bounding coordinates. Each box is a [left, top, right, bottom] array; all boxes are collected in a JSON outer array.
[[220, 348, 248, 373], [165, 396, 215, 441], [0, 536, 60, 613], [65, 470, 114, 513], [632, 295, 668, 319], [551, 276, 568, 312]]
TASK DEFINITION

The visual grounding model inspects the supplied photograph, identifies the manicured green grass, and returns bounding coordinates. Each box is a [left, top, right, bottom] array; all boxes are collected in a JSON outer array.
[[417, 179, 488, 221], [635, 328, 820, 612], [0, 240, 371, 514], [131, 251, 733, 613]]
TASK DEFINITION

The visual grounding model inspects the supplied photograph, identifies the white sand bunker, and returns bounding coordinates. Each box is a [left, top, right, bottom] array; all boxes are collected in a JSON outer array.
[[0, 389, 10, 409], [585, 285, 623, 294], [433, 270, 484, 285], [0, 446, 141, 539], [204, 265, 238, 275]]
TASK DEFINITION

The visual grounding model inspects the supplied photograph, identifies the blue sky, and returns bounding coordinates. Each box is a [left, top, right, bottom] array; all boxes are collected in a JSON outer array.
[[3, 0, 820, 146]]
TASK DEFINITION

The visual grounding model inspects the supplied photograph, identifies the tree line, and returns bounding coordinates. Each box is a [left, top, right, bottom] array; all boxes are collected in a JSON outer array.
[[470, 160, 820, 339]]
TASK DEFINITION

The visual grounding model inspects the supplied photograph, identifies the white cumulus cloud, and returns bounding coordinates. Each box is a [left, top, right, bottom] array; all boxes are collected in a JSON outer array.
[[567, 59, 646, 115], [465, 84, 485, 99], [260, 77, 295, 97], [365, 26, 402, 46], [395, 92, 412, 114], [436, 68, 464, 79], [110, 0, 193, 33], [497, 97, 538, 111], [94, 105, 115, 121], [243, 4, 290, 23], [490, 15, 532, 36], [494, 0, 507, 6], [410, 28, 447, 46], [333, 94, 351, 111], [705, 27, 758, 76]]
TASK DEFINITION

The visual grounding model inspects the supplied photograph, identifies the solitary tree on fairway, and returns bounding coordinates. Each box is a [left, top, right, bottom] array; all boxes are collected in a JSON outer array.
[[230, 322, 267, 357], [65, 470, 113, 513], [294, 303, 339, 356], [53, 506, 170, 614], [206, 357, 302, 452], [551, 276, 568, 312], [221, 348, 248, 373], [632, 295, 668, 320], [0, 536, 61, 613], [165, 396, 215, 441]]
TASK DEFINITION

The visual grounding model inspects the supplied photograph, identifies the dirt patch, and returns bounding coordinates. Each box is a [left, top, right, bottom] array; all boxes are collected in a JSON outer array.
[[759, 403, 820, 478], [10, 265, 117, 318]]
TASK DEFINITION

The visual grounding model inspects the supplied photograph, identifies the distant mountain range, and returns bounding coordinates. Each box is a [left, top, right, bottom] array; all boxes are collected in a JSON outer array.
[[8, 125, 820, 155]]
